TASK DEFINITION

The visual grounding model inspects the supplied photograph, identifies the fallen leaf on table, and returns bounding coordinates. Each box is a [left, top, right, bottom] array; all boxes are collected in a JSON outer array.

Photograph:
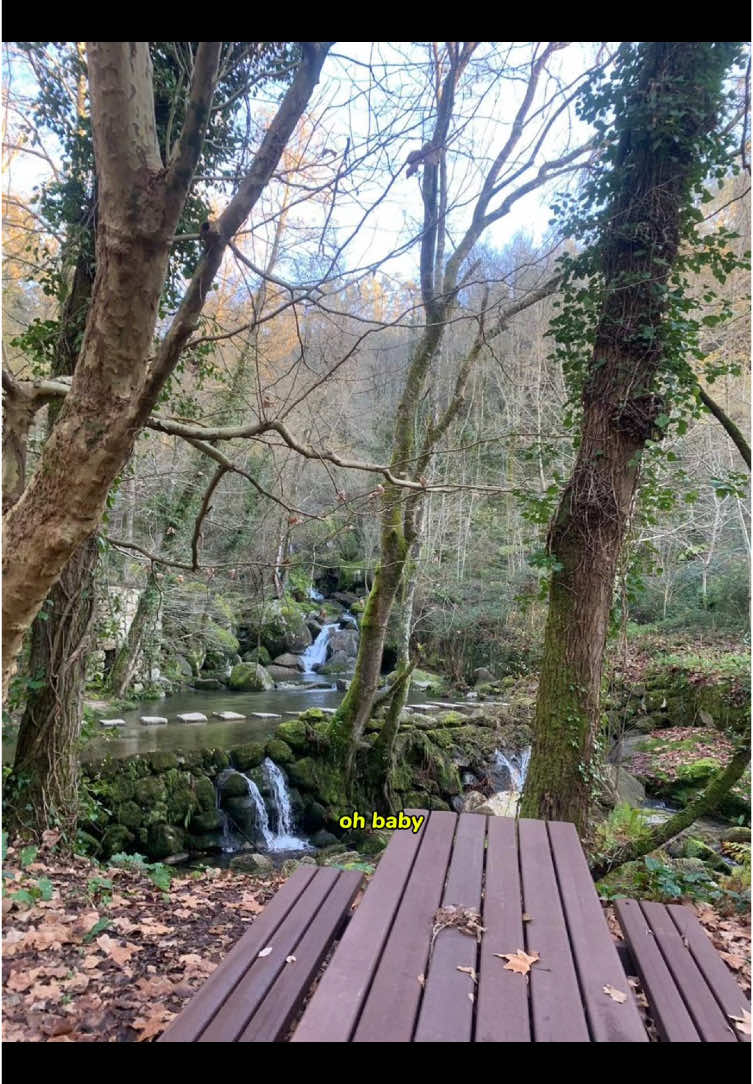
[[417, 973, 425, 987], [603, 984, 627, 1003], [494, 949, 540, 975], [258, 946, 273, 958], [286, 955, 296, 964], [457, 966, 477, 983], [730, 1009, 751, 1037], [720, 952, 745, 971]]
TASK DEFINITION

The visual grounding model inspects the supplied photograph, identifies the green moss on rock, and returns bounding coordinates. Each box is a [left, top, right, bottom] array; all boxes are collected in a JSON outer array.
[[266, 738, 293, 764], [232, 741, 266, 771]]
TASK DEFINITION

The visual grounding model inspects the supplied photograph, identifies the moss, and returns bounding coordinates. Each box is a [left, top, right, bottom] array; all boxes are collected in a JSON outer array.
[[134, 776, 167, 806], [101, 825, 134, 858], [218, 771, 250, 798], [436, 711, 465, 727], [147, 823, 185, 860], [677, 758, 722, 784], [243, 645, 271, 666], [116, 801, 143, 829], [148, 751, 179, 773], [107, 776, 135, 803], [189, 809, 224, 833], [194, 776, 216, 812], [266, 738, 293, 764], [232, 741, 266, 771], [164, 771, 197, 823], [427, 728, 454, 750], [275, 719, 309, 751], [229, 662, 274, 692]]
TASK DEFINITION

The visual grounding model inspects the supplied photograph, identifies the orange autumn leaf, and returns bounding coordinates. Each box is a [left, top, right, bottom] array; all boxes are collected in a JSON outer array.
[[494, 949, 540, 975]]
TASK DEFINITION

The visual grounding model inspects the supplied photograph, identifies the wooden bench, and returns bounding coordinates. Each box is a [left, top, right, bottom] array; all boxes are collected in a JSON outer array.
[[615, 898, 750, 1043], [292, 811, 648, 1042], [159, 865, 363, 1042]]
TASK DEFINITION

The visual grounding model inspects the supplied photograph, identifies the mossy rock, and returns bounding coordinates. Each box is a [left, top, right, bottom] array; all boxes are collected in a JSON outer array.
[[229, 662, 274, 692], [148, 751, 179, 773], [107, 776, 136, 803], [677, 758, 721, 785], [427, 728, 454, 750], [190, 809, 224, 833], [243, 645, 272, 666], [206, 749, 230, 772], [116, 801, 143, 830], [232, 741, 266, 771], [436, 711, 466, 727], [265, 738, 293, 764], [682, 838, 732, 873], [194, 776, 216, 812], [275, 719, 308, 752], [147, 823, 185, 860], [218, 770, 250, 798], [302, 797, 327, 832], [101, 824, 135, 858], [134, 776, 167, 807], [286, 757, 346, 810], [165, 771, 198, 823]]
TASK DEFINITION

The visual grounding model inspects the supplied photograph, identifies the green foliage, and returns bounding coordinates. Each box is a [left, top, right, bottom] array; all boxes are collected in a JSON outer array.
[[108, 851, 173, 893]]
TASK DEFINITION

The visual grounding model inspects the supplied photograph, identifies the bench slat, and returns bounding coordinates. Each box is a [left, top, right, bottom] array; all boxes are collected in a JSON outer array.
[[641, 902, 738, 1043], [414, 813, 486, 1042], [476, 817, 530, 1042], [519, 818, 590, 1042], [291, 810, 427, 1042], [614, 898, 701, 1042], [353, 811, 457, 1042], [159, 865, 317, 1042], [548, 821, 648, 1042], [238, 869, 363, 1043], [666, 903, 750, 1039], [199, 867, 340, 1042]]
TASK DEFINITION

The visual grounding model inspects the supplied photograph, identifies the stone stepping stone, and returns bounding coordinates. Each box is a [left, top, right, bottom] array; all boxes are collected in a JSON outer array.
[[176, 712, 208, 723], [250, 712, 282, 719], [212, 711, 246, 721], [140, 716, 168, 726], [100, 718, 126, 727], [284, 711, 301, 716], [410, 703, 442, 713], [319, 707, 337, 715]]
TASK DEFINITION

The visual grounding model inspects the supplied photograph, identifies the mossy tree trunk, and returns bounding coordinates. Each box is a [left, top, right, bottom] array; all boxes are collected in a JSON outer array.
[[521, 42, 739, 832], [590, 740, 751, 881]]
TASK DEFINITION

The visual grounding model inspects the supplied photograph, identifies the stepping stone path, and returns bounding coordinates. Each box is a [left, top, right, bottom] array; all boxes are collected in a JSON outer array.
[[212, 711, 246, 721], [140, 716, 168, 726], [99, 718, 126, 727], [250, 712, 282, 719], [176, 712, 208, 723]]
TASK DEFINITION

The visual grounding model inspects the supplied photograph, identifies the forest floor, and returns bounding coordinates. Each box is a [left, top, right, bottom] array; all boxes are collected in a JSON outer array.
[[2, 836, 750, 1042]]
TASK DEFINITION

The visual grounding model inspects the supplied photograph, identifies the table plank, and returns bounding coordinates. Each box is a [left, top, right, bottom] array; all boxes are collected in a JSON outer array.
[[642, 902, 738, 1042], [615, 898, 701, 1042], [200, 867, 339, 1042], [667, 903, 750, 1038], [548, 820, 648, 1042], [291, 810, 427, 1042], [518, 818, 590, 1041], [476, 817, 530, 1042], [238, 870, 363, 1042], [159, 865, 317, 1042], [414, 813, 486, 1042], [353, 811, 457, 1042]]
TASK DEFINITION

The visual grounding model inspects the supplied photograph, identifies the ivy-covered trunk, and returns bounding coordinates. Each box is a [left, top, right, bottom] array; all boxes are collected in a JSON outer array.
[[11, 536, 99, 842], [107, 569, 161, 698], [521, 42, 740, 832]]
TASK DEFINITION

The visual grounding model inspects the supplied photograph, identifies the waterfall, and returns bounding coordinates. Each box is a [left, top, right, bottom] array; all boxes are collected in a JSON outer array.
[[308, 587, 324, 602], [243, 776, 274, 849], [300, 622, 337, 673], [493, 747, 531, 792], [262, 757, 309, 851], [216, 786, 236, 853]]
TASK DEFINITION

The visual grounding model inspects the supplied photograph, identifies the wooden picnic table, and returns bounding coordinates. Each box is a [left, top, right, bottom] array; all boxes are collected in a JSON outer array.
[[292, 810, 648, 1042]]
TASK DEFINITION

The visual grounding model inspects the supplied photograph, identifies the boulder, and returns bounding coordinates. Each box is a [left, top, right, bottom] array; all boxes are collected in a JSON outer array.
[[473, 667, 495, 685], [149, 751, 179, 772], [232, 741, 266, 772], [192, 677, 224, 690], [190, 809, 224, 833], [607, 765, 646, 806], [311, 829, 340, 848], [319, 651, 352, 674], [243, 645, 271, 666], [462, 790, 487, 813], [473, 792, 520, 818], [266, 738, 294, 764], [147, 823, 185, 860], [230, 852, 274, 874], [274, 653, 306, 671], [721, 826, 752, 844], [228, 662, 274, 691], [267, 665, 301, 681], [217, 769, 251, 799], [328, 628, 359, 657], [331, 591, 359, 608]]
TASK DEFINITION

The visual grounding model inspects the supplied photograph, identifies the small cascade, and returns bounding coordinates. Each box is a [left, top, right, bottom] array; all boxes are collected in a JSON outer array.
[[308, 587, 324, 602], [216, 786, 235, 853], [262, 757, 310, 851], [488, 747, 532, 816], [300, 622, 337, 673], [243, 775, 274, 849]]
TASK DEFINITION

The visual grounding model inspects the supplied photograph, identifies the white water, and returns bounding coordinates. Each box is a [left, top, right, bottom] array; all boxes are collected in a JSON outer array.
[[301, 622, 337, 672], [262, 757, 310, 851], [308, 587, 324, 602], [243, 775, 274, 849], [490, 747, 531, 815]]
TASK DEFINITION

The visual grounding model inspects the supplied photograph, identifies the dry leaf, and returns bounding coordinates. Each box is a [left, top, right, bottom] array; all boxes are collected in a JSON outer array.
[[494, 949, 540, 975], [730, 1009, 751, 1037], [286, 955, 296, 964], [258, 946, 273, 958], [457, 965, 477, 983], [417, 973, 425, 987], [467, 991, 475, 1003], [603, 984, 627, 1003]]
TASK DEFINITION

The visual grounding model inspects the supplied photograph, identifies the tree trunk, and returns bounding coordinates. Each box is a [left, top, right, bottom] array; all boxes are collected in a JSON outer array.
[[107, 569, 161, 698], [10, 536, 99, 843], [521, 42, 736, 832], [590, 741, 751, 881]]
